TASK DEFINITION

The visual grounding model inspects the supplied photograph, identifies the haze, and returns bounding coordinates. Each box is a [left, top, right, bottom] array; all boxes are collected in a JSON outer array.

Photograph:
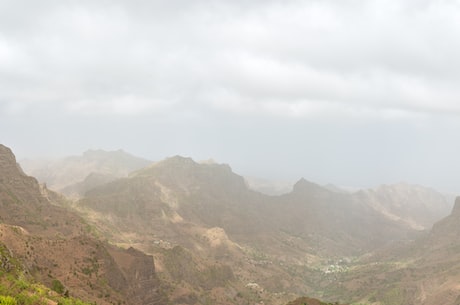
[[1, 0, 460, 193]]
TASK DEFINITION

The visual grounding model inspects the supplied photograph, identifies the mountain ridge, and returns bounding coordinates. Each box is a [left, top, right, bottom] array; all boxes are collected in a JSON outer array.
[[0, 144, 168, 305], [10, 147, 459, 305], [20, 148, 152, 198]]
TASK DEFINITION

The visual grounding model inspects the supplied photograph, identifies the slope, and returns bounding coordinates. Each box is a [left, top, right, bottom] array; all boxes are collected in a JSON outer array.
[[318, 197, 460, 305], [0, 144, 168, 305], [20, 149, 151, 198], [354, 183, 452, 230], [73, 155, 434, 304]]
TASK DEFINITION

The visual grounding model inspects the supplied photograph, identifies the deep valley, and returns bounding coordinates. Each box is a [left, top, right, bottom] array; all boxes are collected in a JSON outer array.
[[1, 144, 459, 305]]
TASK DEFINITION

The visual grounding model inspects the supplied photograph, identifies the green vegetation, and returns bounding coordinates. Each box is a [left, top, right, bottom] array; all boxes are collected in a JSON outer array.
[[51, 279, 65, 294], [0, 296, 17, 305], [379, 286, 404, 305], [1, 242, 92, 305], [0, 277, 92, 305]]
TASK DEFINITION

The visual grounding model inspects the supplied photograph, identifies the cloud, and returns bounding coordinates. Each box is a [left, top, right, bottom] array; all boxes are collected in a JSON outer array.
[[1, 0, 460, 122], [64, 95, 171, 116], [4, 1, 460, 194]]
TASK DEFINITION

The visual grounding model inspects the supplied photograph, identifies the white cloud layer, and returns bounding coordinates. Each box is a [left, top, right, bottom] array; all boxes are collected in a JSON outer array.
[[1, 0, 460, 119], [2, 0, 460, 192]]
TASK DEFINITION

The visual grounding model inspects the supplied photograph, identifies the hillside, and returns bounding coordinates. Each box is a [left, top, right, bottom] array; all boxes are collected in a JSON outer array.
[[20, 149, 151, 198], [80, 157, 427, 255], [13, 148, 458, 305], [0, 144, 167, 305], [265, 178, 423, 255], [285, 296, 348, 305], [355, 183, 452, 230], [244, 176, 293, 195], [314, 197, 460, 305], [0, 241, 94, 305], [72, 155, 447, 304]]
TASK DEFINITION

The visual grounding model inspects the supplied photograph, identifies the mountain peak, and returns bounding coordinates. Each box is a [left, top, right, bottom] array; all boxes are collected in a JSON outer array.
[[292, 177, 323, 193], [147, 155, 197, 171], [0, 144, 28, 180], [153, 156, 233, 173], [82, 148, 132, 159], [164, 155, 196, 165], [0, 144, 15, 163]]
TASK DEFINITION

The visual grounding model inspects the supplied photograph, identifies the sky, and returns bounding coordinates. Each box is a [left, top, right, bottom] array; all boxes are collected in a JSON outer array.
[[1, 0, 460, 193]]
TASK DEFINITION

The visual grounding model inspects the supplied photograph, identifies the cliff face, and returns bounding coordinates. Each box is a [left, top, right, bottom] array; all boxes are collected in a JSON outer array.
[[0, 144, 46, 207], [0, 144, 167, 305], [430, 196, 460, 240], [449, 196, 460, 217], [0, 144, 83, 236], [109, 246, 167, 305]]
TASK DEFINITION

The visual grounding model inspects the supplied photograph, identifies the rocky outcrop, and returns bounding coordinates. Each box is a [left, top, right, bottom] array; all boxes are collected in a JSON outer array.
[[109, 246, 168, 305]]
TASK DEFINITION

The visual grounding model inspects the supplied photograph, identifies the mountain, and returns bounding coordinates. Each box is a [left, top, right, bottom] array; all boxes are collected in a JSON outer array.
[[20, 149, 151, 198], [430, 197, 460, 241], [71, 155, 441, 304], [315, 197, 460, 305], [15, 148, 456, 305], [78, 157, 414, 257], [355, 183, 452, 230], [244, 176, 293, 195], [0, 144, 167, 305], [266, 178, 423, 256], [0, 144, 83, 237], [75, 156, 287, 304]]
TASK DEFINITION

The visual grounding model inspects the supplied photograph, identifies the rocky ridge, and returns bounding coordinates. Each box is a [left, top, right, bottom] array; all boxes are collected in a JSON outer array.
[[73, 155, 444, 304]]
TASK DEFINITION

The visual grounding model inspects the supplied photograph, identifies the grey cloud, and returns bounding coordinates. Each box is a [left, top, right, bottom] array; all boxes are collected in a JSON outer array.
[[3, 0, 460, 192], [2, 0, 460, 119]]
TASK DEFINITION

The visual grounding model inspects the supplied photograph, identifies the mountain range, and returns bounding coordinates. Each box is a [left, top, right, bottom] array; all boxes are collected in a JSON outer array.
[[3, 144, 460, 305], [20, 149, 151, 198]]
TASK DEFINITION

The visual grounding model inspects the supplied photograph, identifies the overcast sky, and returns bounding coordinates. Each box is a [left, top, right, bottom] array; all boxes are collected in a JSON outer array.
[[1, 0, 460, 193]]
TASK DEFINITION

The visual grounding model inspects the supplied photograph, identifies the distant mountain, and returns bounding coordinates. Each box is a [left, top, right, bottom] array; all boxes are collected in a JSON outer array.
[[80, 157, 419, 256], [322, 183, 350, 194], [318, 196, 460, 305], [244, 176, 293, 195], [355, 183, 452, 230], [20, 149, 151, 197], [268, 178, 421, 255], [72, 155, 445, 304], [16, 149, 456, 305], [0, 144, 167, 305]]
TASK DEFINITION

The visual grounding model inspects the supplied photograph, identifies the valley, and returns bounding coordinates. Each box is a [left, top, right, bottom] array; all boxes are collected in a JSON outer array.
[[2, 144, 459, 305]]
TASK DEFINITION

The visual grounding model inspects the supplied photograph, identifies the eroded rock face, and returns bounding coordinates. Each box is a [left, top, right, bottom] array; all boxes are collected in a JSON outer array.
[[0, 144, 85, 237], [0, 145, 22, 175], [0, 144, 42, 204], [109, 246, 168, 305]]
